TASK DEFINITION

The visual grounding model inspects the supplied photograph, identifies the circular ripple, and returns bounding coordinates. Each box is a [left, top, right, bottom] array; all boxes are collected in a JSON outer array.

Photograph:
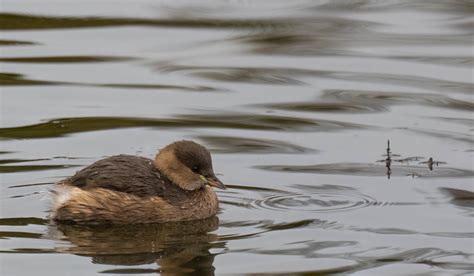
[[250, 192, 377, 213]]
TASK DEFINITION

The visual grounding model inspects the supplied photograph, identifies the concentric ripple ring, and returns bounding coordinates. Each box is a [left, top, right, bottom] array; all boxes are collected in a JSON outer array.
[[250, 192, 377, 213]]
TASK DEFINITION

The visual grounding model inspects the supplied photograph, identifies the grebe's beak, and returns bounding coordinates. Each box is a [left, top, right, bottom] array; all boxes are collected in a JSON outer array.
[[207, 174, 226, 190]]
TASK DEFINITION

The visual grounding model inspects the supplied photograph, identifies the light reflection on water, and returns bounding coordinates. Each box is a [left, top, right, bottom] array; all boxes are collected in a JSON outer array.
[[1, 0, 473, 275]]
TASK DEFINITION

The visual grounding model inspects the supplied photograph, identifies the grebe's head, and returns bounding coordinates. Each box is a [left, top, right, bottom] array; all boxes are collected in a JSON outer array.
[[154, 140, 225, 191]]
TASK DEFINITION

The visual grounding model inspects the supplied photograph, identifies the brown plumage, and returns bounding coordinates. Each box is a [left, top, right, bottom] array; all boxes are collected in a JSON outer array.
[[50, 141, 225, 224]]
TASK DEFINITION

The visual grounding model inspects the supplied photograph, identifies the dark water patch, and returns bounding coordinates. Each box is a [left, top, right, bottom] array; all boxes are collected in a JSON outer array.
[[353, 227, 419, 235], [197, 135, 316, 154], [248, 32, 471, 57], [0, 248, 56, 254], [0, 56, 133, 63], [98, 83, 219, 92], [0, 12, 290, 30], [0, 155, 80, 173], [159, 64, 312, 85], [440, 187, 474, 209], [190, 68, 304, 85], [247, 33, 474, 67], [0, 158, 49, 165], [52, 156, 90, 160], [0, 72, 58, 86], [239, 2, 471, 57], [440, 187, 474, 200], [9, 192, 41, 199], [0, 72, 218, 92], [0, 217, 48, 226], [0, 164, 78, 173], [323, 90, 474, 112], [454, 20, 474, 32], [217, 231, 264, 242], [263, 90, 473, 114], [0, 114, 367, 139], [161, 65, 473, 93], [367, 201, 421, 207], [219, 220, 265, 228], [0, 39, 37, 46], [313, 0, 474, 13], [427, 232, 474, 239], [430, 261, 474, 271], [258, 163, 474, 178], [263, 102, 384, 113], [261, 219, 316, 231], [0, 231, 43, 239], [9, 182, 53, 189], [327, 72, 474, 95], [219, 200, 251, 209], [373, 247, 467, 264], [261, 219, 342, 232]]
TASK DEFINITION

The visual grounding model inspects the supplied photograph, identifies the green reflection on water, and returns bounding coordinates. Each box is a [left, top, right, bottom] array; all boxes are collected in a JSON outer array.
[[0, 13, 286, 30], [0, 114, 365, 139]]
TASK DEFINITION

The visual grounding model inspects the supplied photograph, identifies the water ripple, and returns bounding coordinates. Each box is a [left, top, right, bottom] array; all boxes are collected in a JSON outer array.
[[197, 135, 316, 154], [258, 163, 474, 178], [322, 89, 474, 112], [0, 114, 368, 139], [0, 158, 79, 173], [0, 72, 220, 92], [251, 192, 376, 213], [0, 39, 37, 46], [0, 56, 134, 63], [222, 184, 381, 214], [160, 65, 473, 93], [0, 12, 290, 30], [262, 101, 385, 114]]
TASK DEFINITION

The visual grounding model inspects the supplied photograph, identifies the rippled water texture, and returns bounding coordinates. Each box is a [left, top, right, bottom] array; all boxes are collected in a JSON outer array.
[[1, 0, 473, 275]]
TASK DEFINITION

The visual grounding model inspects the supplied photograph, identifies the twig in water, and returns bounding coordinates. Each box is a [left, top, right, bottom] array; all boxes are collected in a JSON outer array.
[[385, 140, 392, 179]]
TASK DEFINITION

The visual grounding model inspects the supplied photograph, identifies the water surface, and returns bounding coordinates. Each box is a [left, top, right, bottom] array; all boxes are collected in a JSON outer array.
[[1, 0, 473, 275]]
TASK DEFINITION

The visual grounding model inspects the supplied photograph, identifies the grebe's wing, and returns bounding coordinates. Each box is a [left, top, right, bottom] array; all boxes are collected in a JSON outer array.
[[60, 155, 177, 197]]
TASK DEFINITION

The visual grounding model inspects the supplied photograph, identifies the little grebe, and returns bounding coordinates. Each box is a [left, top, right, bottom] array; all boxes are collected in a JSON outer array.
[[50, 141, 225, 224]]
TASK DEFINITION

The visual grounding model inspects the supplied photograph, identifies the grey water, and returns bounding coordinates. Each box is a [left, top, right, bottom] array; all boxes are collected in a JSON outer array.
[[0, 0, 473, 275]]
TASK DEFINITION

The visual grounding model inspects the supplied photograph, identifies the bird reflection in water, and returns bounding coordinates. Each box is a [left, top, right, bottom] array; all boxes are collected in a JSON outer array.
[[49, 216, 222, 275]]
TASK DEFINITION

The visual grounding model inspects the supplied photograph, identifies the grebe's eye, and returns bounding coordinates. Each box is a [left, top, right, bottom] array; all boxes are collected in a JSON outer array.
[[192, 166, 199, 172]]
